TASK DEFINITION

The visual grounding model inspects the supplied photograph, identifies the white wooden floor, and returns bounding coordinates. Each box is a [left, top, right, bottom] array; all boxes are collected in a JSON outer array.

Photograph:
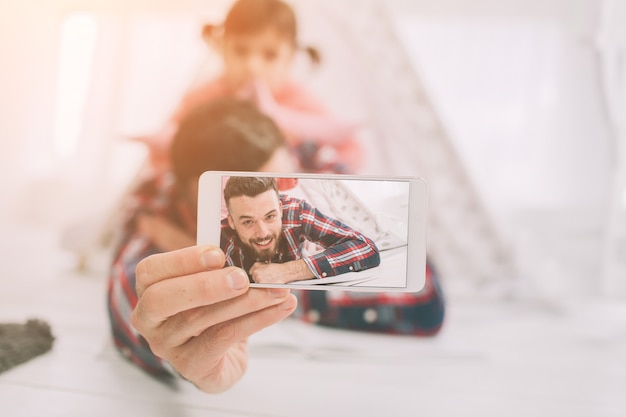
[[1, 224, 625, 417]]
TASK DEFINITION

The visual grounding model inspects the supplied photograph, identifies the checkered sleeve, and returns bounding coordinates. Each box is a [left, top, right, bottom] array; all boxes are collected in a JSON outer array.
[[290, 198, 381, 278], [107, 234, 175, 376], [106, 175, 179, 377], [292, 260, 445, 336]]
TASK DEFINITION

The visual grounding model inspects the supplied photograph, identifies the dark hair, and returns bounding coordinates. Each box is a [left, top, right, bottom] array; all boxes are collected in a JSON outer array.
[[170, 99, 286, 184], [223, 176, 278, 207], [203, 0, 321, 65]]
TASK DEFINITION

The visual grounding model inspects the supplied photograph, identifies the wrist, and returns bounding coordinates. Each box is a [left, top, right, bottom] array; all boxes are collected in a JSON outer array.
[[290, 259, 316, 281]]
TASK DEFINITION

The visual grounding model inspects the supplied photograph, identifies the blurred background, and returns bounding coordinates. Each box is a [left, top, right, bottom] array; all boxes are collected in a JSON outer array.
[[1, 0, 625, 415], [2, 0, 624, 304]]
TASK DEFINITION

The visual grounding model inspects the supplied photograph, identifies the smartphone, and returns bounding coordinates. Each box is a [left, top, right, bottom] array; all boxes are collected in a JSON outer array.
[[197, 171, 427, 292]]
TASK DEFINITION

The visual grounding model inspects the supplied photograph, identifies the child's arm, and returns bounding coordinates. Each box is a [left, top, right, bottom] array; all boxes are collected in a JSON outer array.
[[251, 81, 360, 146]]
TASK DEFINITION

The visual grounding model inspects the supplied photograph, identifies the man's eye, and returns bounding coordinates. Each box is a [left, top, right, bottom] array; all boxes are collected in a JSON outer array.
[[242, 220, 253, 226], [266, 214, 276, 221]]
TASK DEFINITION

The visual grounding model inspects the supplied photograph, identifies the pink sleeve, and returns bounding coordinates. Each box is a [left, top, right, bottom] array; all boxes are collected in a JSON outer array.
[[274, 82, 329, 115], [275, 82, 365, 172]]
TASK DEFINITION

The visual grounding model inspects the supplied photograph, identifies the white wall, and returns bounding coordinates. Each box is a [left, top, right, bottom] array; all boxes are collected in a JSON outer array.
[[388, 0, 614, 299], [0, 0, 230, 228], [0, 3, 60, 221], [396, 15, 612, 217]]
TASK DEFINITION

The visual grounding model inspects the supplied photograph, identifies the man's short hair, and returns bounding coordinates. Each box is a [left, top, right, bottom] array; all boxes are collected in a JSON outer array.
[[224, 177, 279, 209], [170, 98, 286, 184]]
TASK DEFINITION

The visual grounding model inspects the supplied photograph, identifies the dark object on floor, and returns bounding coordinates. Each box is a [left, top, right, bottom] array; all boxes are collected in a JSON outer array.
[[0, 319, 55, 374]]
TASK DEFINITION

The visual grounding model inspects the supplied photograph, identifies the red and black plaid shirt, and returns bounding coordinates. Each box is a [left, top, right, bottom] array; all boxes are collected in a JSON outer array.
[[221, 195, 381, 279]]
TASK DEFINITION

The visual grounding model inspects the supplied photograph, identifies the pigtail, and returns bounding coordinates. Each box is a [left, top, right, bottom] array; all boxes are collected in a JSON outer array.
[[202, 24, 224, 46], [302, 45, 322, 66]]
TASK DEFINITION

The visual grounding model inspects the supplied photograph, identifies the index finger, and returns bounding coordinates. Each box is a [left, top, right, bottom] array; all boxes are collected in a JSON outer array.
[[135, 246, 225, 297]]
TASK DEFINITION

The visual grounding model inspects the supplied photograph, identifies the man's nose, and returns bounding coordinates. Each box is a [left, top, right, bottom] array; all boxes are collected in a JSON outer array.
[[253, 221, 269, 237]]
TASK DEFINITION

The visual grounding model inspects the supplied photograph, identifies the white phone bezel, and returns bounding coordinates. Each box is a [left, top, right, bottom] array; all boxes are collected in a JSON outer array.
[[197, 171, 427, 292]]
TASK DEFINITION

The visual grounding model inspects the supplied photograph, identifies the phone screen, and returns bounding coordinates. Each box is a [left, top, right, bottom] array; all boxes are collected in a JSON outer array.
[[198, 172, 426, 292]]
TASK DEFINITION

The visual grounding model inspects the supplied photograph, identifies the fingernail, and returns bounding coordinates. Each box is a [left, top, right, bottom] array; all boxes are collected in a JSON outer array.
[[227, 269, 249, 290], [201, 248, 222, 269], [279, 294, 297, 310]]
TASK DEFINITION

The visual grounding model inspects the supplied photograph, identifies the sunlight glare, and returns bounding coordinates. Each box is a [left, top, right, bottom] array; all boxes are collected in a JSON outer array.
[[53, 12, 98, 158]]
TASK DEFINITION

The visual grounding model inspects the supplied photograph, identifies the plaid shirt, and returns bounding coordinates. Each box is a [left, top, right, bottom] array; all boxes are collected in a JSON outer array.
[[107, 174, 445, 376], [107, 175, 181, 376], [221, 195, 381, 280]]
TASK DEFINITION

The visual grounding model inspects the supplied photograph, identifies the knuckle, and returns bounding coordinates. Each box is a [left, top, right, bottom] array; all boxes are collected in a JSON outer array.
[[135, 259, 148, 285], [148, 338, 169, 359], [134, 253, 159, 292], [130, 308, 142, 333], [130, 304, 153, 338], [131, 289, 160, 329], [136, 291, 155, 318], [131, 307, 168, 358]]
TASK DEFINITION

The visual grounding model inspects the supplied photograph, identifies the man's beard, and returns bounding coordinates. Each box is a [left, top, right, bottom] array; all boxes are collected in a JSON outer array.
[[246, 232, 282, 263]]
